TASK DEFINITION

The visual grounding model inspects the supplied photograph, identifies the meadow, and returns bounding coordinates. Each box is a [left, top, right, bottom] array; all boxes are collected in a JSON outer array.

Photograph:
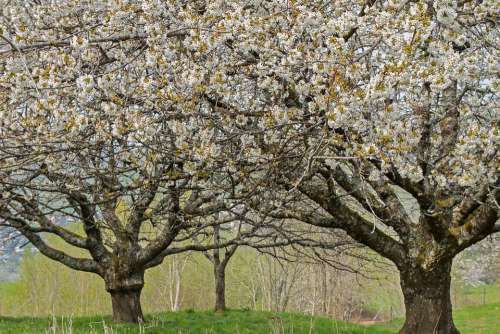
[[0, 303, 499, 334]]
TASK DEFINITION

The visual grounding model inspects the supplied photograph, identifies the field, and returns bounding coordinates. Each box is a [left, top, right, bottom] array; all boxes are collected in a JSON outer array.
[[0, 303, 498, 334], [380, 303, 500, 334], [0, 310, 392, 334]]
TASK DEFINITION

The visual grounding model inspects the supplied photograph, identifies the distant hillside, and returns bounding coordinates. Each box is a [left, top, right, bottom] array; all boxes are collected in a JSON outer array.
[[0, 228, 25, 282], [0, 217, 71, 282]]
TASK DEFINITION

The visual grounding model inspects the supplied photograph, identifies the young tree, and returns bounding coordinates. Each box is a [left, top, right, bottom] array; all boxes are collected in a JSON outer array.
[[202, 212, 335, 312], [203, 224, 239, 312]]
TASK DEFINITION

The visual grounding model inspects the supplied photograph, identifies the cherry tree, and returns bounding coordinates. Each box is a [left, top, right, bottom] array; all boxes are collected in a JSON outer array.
[[0, 111, 240, 326], [0, 0, 250, 323], [199, 1, 497, 333], [1, 0, 498, 332]]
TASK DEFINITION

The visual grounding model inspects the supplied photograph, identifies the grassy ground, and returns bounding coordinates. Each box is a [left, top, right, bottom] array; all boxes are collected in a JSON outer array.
[[0, 304, 499, 334], [380, 303, 500, 334], [0, 282, 498, 334], [452, 303, 500, 334], [457, 284, 500, 306], [0, 310, 392, 334]]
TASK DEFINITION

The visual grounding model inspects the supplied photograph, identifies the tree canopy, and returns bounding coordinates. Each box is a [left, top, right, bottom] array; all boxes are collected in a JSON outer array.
[[0, 1, 498, 332]]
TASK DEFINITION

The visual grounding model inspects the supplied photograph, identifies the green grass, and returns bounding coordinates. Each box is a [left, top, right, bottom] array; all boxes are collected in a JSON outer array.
[[368, 303, 500, 334], [0, 309, 392, 334], [453, 303, 500, 334], [0, 284, 498, 334], [457, 283, 500, 306], [0, 282, 19, 296], [0, 304, 499, 334]]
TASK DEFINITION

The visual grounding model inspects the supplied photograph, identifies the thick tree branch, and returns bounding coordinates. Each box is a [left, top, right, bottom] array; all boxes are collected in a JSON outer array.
[[296, 180, 406, 264], [0, 30, 187, 54]]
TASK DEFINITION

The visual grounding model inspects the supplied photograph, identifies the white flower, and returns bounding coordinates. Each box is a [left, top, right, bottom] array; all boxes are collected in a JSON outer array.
[[437, 7, 457, 25], [76, 75, 94, 91], [112, 123, 121, 137], [302, 13, 319, 28], [70, 35, 89, 50], [97, 75, 113, 91], [368, 168, 382, 182]]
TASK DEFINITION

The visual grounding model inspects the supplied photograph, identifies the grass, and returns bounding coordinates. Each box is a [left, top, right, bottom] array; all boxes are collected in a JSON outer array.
[[0, 282, 20, 297], [0, 309, 392, 334], [0, 304, 499, 334], [366, 303, 500, 334], [453, 303, 500, 334], [457, 283, 500, 306], [0, 283, 498, 334]]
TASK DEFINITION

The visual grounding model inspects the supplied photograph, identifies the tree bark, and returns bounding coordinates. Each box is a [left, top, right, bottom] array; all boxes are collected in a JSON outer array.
[[214, 263, 227, 312], [399, 260, 460, 334], [109, 288, 144, 324], [105, 269, 145, 324]]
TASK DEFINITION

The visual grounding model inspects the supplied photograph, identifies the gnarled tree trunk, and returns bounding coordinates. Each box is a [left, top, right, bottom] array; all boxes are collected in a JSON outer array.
[[109, 288, 144, 323], [399, 260, 459, 334], [105, 270, 145, 324]]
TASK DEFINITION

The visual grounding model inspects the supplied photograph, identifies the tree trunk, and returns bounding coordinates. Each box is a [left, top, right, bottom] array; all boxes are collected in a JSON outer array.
[[109, 288, 144, 324], [399, 260, 460, 334], [214, 264, 227, 312], [105, 269, 145, 324]]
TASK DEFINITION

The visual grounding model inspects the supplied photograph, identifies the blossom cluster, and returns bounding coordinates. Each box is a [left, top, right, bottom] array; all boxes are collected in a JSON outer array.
[[0, 0, 498, 211]]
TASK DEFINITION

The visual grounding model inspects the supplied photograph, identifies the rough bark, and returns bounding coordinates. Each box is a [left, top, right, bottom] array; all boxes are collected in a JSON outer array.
[[105, 270, 145, 324], [109, 288, 144, 324], [214, 263, 227, 312], [399, 260, 459, 334]]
